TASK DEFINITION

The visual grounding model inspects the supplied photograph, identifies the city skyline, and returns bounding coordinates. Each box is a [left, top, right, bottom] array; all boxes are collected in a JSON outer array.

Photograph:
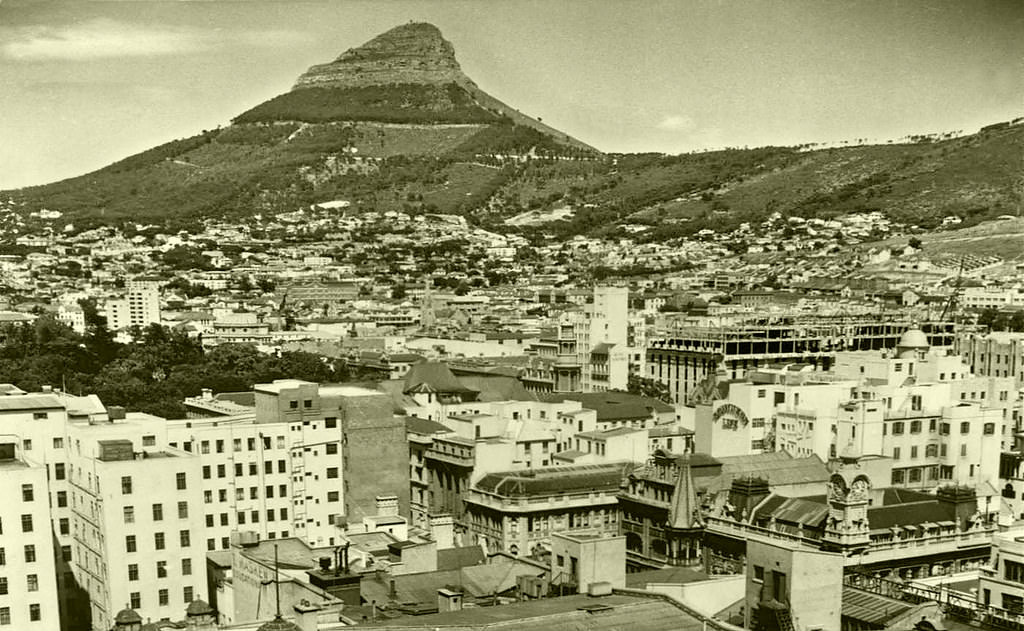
[[1, 0, 1022, 189]]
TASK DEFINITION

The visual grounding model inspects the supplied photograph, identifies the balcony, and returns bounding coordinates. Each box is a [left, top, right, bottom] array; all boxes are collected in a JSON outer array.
[[425, 448, 474, 467]]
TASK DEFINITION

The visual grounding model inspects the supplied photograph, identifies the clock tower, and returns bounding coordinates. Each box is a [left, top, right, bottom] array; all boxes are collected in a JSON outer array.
[[823, 452, 871, 552]]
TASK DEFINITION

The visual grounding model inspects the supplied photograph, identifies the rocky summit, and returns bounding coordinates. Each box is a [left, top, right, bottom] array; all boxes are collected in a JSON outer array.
[[294, 22, 468, 90]]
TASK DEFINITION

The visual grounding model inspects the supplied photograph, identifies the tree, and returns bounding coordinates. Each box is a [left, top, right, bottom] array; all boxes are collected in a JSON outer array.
[[908, 237, 923, 250], [391, 284, 407, 300]]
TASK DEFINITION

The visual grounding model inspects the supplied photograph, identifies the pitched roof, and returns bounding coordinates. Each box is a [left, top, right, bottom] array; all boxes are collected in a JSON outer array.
[[403, 362, 476, 395], [405, 416, 452, 436], [458, 375, 536, 402], [542, 391, 672, 420], [705, 452, 829, 494], [867, 501, 951, 529], [436, 545, 486, 571]]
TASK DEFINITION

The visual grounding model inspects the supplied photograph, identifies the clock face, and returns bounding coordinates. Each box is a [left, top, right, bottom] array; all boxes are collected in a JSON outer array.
[[852, 479, 868, 492]]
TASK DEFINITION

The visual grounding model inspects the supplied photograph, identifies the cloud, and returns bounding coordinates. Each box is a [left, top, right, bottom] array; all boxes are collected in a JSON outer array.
[[1, 19, 207, 60], [0, 17, 309, 61], [657, 114, 697, 132]]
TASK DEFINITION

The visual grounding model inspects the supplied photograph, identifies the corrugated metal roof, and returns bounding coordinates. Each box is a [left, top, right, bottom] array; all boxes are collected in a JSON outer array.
[[842, 586, 914, 624]]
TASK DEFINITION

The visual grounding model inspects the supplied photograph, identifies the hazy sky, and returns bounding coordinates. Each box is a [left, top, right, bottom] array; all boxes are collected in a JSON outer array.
[[1, 0, 1021, 189]]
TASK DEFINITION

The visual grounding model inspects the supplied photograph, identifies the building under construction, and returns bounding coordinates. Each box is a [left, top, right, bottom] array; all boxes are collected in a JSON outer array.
[[647, 317, 956, 404]]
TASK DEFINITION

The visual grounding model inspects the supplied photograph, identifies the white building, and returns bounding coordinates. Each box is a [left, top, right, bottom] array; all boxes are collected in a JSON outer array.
[[106, 279, 161, 332], [0, 439, 60, 629]]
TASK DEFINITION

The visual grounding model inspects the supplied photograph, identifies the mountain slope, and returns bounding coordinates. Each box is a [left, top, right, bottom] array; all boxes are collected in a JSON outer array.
[[2, 22, 1020, 239]]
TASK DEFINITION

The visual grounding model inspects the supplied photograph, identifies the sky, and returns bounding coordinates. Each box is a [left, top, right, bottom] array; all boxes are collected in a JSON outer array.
[[0, 0, 1021, 189]]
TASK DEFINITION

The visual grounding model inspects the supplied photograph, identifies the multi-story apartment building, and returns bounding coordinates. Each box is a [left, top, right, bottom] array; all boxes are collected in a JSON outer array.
[[0, 440, 60, 629], [67, 417, 206, 631], [106, 279, 161, 332]]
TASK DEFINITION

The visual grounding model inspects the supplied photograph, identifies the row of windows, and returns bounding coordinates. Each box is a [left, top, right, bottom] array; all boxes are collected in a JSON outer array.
[[0, 546, 37, 565], [202, 484, 292, 504], [126, 531, 187, 552], [128, 559, 191, 581], [202, 460, 287, 479], [124, 502, 190, 523], [889, 420, 996, 436], [129, 586, 194, 609], [121, 473, 188, 494], [0, 515, 37, 534], [204, 508, 289, 527], [0, 604, 41, 624], [0, 575, 40, 594]]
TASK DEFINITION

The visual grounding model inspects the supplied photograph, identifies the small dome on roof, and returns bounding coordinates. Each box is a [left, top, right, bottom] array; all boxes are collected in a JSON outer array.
[[114, 608, 143, 625], [186, 599, 214, 616], [897, 328, 929, 350], [258, 616, 302, 631]]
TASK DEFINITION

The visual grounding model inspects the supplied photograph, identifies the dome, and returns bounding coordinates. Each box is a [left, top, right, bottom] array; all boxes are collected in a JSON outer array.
[[258, 616, 303, 631], [897, 327, 929, 350], [186, 599, 214, 617], [114, 608, 143, 625]]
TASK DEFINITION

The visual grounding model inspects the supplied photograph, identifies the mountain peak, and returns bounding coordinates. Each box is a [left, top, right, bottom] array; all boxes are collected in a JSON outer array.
[[293, 22, 467, 91]]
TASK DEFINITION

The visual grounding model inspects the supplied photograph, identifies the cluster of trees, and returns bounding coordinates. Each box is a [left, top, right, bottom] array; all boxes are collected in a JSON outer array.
[[978, 308, 1024, 332], [0, 308, 344, 419]]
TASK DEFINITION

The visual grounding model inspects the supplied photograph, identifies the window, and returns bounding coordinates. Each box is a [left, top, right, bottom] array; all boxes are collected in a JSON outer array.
[[217, 464, 225, 478], [219, 489, 227, 502], [961, 444, 968, 457], [757, 389, 766, 399], [29, 604, 40, 622], [180, 530, 191, 547], [926, 444, 938, 457], [126, 535, 137, 553], [772, 571, 787, 602], [1005, 560, 1024, 584], [961, 422, 970, 434], [20, 515, 32, 533], [152, 504, 163, 521], [130, 593, 141, 609], [61, 546, 71, 562], [159, 588, 169, 606], [33, 411, 47, 420], [26, 574, 38, 592], [156, 560, 167, 578], [235, 463, 243, 477], [940, 423, 950, 435], [327, 467, 339, 479], [327, 491, 339, 502], [911, 446, 918, 459], [59, 518, 69, 535], [278, 460, 286, 473], [57, 491, 67, 507], [0, 607, 9, 625], [184, 586, 194, 603], [984, 423, 996, 435], [909, 468, 922, 483], [143, 435, 156, 447], [205, 515, 214, 527], [220, 513, 228, 526], [892, 470, 905, 484], [178, 501, 188, 519], [289, 400, 298, 409], [176, 472, 187, 490], [216, 440, 224, 453], [892, 422, 904, 435], [326, 443, 338, 455], [0, 578, 6, 595], [267, 509, 275, 522], [910, 420, 921, 434], [54, 462, 66, 480], [264, 461, 273, 475], [248, 438, 256, 451], [21, 484, 33, 502], [155, 532, 165, 550], [24, 545, 35, 563], [234, 438, 242, 452], [325, 417, 337, 429], [204, 491, 212, 504], [181, 559, 192, 576], [893, 447, 901, 460], [266, 485, 274, 498], [128, 564, 139, 581], [121, 476, 132, 494], [22, 439, 31, 451]]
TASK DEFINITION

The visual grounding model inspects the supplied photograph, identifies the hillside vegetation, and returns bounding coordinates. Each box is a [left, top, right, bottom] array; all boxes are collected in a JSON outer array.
[[7, 117, 1022, 238]]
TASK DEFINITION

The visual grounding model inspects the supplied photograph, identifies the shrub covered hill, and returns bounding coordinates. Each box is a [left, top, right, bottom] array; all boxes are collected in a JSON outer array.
[[6, 22, 1023, 239]]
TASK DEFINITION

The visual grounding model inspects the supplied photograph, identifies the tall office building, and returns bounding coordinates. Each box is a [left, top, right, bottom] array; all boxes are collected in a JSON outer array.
[[106, 279, 161, 332], [556, 286, 630, 393]]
